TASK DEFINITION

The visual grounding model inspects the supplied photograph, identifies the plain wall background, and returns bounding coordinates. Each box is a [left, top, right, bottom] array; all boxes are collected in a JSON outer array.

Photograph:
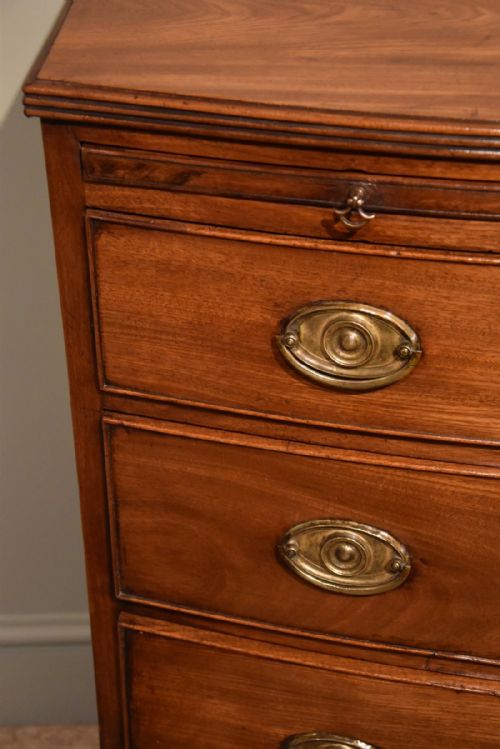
[[0, 0, 97, 724]]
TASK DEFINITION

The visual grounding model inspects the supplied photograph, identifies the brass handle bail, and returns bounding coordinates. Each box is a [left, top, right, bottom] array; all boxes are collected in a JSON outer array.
[[334, 186, 376, 230], [278, 301, 422, 392], [278, 519, 411, 596]]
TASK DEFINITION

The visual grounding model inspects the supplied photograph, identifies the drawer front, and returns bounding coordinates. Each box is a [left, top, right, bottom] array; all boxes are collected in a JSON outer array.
[[83, 145, 500, 254], [105, 416, 500, 659], [90, 213, 500, 443], [120, 615, 500, 749]]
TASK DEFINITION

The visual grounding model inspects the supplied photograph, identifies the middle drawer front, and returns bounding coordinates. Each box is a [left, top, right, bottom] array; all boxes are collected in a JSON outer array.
[[89, 212, 500, 444], [104, 415, 500, 660]]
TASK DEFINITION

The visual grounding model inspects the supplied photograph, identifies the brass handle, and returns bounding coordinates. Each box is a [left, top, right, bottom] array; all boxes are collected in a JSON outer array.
[[278, 519, 411, 596], [278, 301, 421, 392], [333, 186, 376, 230], [283, 733, 380, 748]]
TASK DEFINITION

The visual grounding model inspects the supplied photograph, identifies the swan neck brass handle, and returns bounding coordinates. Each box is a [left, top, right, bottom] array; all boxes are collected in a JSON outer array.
[[278, 519, 411, 596], [333, 186, 376, 230], [283, 733, 381, 748]]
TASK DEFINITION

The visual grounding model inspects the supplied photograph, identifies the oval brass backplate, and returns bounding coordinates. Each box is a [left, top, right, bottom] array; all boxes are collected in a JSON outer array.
[[283, 733, 380, 749], [278, 519, 411, 596], [278, 301, 421, 391]]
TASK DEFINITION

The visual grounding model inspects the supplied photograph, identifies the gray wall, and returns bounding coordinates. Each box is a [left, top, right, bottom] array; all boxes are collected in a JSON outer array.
[[0, 0, 97, 724]]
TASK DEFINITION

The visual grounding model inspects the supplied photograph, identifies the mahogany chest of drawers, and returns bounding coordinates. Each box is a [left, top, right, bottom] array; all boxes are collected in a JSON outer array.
[[25, 1, 500, 746]]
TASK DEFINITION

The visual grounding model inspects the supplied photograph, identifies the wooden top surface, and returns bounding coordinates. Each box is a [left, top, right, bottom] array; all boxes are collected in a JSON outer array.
[[25, 0, 500, 138]]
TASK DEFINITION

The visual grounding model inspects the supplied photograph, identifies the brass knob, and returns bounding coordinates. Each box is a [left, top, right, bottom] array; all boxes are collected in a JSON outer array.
[[278, 301, 421, 392], [333, 186, 376, 230], [283, 733, 380, 748], [278, 519, 411, 596]]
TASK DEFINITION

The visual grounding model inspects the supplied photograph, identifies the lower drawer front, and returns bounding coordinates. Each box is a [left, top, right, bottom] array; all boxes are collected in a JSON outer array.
[[105, 415, 500, 659], [120, 616, 500, 749]]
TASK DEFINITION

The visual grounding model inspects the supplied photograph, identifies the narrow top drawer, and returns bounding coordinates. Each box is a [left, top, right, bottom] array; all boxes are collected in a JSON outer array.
[[83, 145, 500, 253]]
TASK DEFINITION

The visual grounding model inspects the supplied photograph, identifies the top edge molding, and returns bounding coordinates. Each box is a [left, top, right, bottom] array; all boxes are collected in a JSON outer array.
[[23, 0, 500, 154], [23, 82, 500, 156], [23, 79, 500, 143]]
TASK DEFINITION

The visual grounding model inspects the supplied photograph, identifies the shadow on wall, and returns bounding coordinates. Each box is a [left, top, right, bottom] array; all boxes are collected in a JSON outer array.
[[0, 5, 97, 726]]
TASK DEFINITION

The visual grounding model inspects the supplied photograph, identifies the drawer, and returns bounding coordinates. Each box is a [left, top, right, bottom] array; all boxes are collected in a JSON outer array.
[[105, 415, 500, 660], [120, 615, 500, 749], [83, 145, 500, 254], [90, 213, 500, 443]]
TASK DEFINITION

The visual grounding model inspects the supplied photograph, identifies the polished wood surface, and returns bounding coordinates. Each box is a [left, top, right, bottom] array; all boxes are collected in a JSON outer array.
[[27, 1, 500, 132], [27, 5, 500, 746], [82, 145, 500, 217], [106, 415, 500, 659], [76, 125, 500, 180], [103, 390, 500, 469], [83, 144, 500, 254], [41, 123, 123, 748], [89, 213, 500, 443], [120, 615, 500, 748]]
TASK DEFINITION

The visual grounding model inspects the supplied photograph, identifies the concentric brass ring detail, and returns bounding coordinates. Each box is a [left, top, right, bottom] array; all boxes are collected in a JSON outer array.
[[278, 301, 421, 391], [278, 519, 411, 596], [283, 732, 380, 749]]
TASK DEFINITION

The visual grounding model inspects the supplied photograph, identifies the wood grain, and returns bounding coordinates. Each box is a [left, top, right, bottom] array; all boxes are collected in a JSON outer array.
[[82, 145, 500, 218], [105, 416, 500, 660], [88, 213, 500, 443], [82, 144, 500, 254], [76, 125, 500, 181], [41, 123, 122, 749], [116, 600, 500, 680], [120, 615, 500, 748], [121, 614, 500, 694], [26, 0, 500, 138], [28, 6, 500, 741], [87, 180, 500, 254], [102, 391, 500, 468]]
